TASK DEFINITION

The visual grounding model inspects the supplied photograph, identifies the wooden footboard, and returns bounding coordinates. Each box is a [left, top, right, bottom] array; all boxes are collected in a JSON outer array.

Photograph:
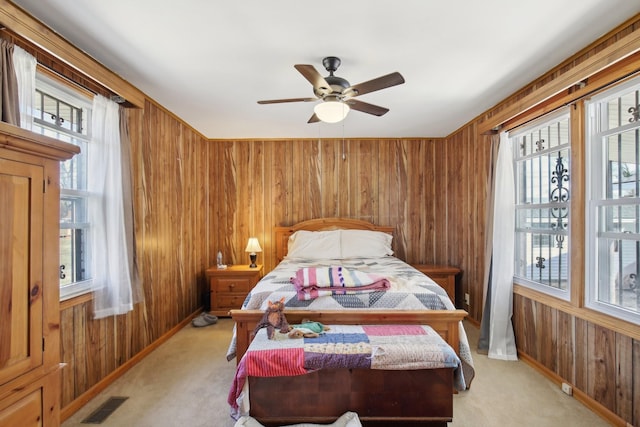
[[230, 309, 468, 362], [249, 367, 453, 427]]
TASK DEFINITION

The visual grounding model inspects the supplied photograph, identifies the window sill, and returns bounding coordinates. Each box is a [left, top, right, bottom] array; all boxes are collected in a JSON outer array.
[[60, 291, 93, 311]]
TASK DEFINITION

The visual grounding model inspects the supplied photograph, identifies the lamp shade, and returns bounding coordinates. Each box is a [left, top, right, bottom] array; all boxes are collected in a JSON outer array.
[[314, 100, 350, 123], [245, 237, 262, 253]]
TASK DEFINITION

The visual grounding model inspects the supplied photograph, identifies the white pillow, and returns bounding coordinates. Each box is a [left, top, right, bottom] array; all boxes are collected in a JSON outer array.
[[286, 230, 341, 259], [340, 229, 393, 258]]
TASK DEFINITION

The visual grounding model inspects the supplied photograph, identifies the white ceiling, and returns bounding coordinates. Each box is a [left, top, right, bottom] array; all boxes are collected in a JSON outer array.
[[11, 0, 640, 139]]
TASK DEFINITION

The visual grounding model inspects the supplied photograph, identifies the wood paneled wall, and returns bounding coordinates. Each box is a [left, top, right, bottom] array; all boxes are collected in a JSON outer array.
[[59, 101, 213, 411], [204, 137, 485, 282], [513, 294, 640, 425]]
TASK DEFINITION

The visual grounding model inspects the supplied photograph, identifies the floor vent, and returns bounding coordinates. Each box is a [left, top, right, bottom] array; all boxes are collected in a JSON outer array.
[[81, 396, 129, 424]]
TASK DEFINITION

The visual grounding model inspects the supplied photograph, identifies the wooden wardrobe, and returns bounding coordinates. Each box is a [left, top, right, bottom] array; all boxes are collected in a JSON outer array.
[[0, 122, 79, 427]]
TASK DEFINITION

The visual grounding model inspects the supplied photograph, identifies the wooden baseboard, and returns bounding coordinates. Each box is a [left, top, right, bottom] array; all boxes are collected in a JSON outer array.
[[517, 351, 629, 427], [60, 308, 203, 421]]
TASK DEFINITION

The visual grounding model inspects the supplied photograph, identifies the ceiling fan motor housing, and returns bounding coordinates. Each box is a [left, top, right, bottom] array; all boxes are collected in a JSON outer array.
[[315, 56, 350, 98]]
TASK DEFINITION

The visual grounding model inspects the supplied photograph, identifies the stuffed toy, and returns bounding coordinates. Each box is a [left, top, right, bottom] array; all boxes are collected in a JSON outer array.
[[253, 297, 290, 339], [287, 319, 330, 339]]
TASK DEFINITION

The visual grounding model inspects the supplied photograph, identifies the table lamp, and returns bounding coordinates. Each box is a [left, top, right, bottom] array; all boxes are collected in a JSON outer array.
[[245, 237, 262, 268]]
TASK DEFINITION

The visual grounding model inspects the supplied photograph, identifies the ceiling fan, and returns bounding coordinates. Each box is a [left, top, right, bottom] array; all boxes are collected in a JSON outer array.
[[257, 56, 405, 124]]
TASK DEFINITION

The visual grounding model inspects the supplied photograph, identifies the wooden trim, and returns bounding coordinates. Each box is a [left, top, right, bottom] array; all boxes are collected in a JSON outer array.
[[0, 0, 145, 108], [517, 351, 628, 427], [59, 292, 93, 311], [37, 64, 94, 100], [60, 308, 202, 421], [478, 17, 640, 134], [502, 52, 640, 133], [569, 101, 586, 306], [513, 284, 640, 341]]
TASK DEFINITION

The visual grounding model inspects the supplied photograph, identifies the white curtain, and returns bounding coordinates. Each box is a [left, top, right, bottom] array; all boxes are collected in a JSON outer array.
[[487, 131, 518, 360], [88, 94, 134, 318], [12, 45, 36, 130]]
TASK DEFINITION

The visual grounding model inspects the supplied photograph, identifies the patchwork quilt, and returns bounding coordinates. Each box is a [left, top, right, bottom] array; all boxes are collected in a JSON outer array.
[[225, 256, 475, 387], [228, 324, 465, 416]]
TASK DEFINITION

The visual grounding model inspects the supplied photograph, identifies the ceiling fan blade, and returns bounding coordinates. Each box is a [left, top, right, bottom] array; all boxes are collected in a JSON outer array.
[[258, 97, 317, 104], [344, 72, 405, 98], [295, 64, 332, 95], [346, 99, 389, 116], [307, 113, 320, 123]]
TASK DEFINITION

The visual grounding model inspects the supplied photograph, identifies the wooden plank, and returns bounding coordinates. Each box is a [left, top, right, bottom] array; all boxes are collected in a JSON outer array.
[[337, 139, 351, 218], [320, 138, 338, 218], [539, 304, 557, 372], [615, 332, 633, 421], [588, 323, 616, 412], [85, 314, 101, 390], [72, 304, 87, 396], [522, 297, 537, 358], [556, 310, 574, 382], [60, 307, 75, 407], [574, 317, 588, 392]]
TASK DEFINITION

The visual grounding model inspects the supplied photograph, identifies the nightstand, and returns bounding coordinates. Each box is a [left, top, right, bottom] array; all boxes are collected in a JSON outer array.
[[205, 264, 263, 316], [411, 264, 460, 304]]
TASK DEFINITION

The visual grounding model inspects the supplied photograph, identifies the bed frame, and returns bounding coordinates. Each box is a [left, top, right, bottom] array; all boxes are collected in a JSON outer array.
[[230, 217, 468, 426]]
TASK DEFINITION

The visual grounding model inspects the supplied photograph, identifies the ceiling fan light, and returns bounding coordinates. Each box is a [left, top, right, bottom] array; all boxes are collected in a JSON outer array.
[[314, 101, 350, 123]]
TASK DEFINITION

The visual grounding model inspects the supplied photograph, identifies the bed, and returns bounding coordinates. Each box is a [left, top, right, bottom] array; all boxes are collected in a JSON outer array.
[[227, 218, 475, 426]]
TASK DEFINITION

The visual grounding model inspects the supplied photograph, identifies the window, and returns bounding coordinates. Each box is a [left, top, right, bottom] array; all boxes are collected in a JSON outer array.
[[511, 109, 571, 300], [586, 76, 640, 325], [33, 74, 93, 300]]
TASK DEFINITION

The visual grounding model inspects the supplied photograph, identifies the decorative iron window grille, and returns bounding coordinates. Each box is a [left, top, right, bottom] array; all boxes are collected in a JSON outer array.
[[35, 89, 84, 136], [513, 110, 571, 295]]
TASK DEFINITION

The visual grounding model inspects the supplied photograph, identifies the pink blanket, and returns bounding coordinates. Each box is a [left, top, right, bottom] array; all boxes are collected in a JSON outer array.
[[291, 266, 390, 300]]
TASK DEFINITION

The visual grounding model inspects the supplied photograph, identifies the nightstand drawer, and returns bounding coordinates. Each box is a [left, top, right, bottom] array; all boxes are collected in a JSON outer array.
[[215, 293, 249, 311], [212, 277, 254, 293]]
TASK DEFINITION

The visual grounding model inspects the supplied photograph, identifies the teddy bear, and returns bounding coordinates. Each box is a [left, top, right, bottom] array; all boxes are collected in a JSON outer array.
[[253, 297, 290, 339]]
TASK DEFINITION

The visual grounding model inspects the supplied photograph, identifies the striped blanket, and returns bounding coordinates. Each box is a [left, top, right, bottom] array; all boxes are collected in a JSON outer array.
[[228, 324, 464, 417], [291, 266, 391, 300]]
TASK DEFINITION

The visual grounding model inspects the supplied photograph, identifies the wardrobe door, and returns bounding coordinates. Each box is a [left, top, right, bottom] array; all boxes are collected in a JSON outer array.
[[0, 158, 44, 386]]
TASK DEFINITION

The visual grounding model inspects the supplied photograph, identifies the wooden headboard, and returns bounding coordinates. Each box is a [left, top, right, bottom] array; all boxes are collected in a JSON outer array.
[[274, 217, 395, 263]]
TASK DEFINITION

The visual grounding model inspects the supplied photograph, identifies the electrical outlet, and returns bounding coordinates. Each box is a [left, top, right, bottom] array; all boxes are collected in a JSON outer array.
[[464, 293, 470, 305], [561, 382, 573, 395]]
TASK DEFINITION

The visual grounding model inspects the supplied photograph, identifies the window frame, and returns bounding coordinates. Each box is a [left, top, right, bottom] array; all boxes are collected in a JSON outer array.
[[510, 107, 572, 301], [585, 75, 640, 326], [34, 72, 95, 301]]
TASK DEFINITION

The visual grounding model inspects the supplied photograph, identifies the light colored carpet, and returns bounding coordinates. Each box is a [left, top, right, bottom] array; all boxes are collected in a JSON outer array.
[[61, 319, 611, 427]]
